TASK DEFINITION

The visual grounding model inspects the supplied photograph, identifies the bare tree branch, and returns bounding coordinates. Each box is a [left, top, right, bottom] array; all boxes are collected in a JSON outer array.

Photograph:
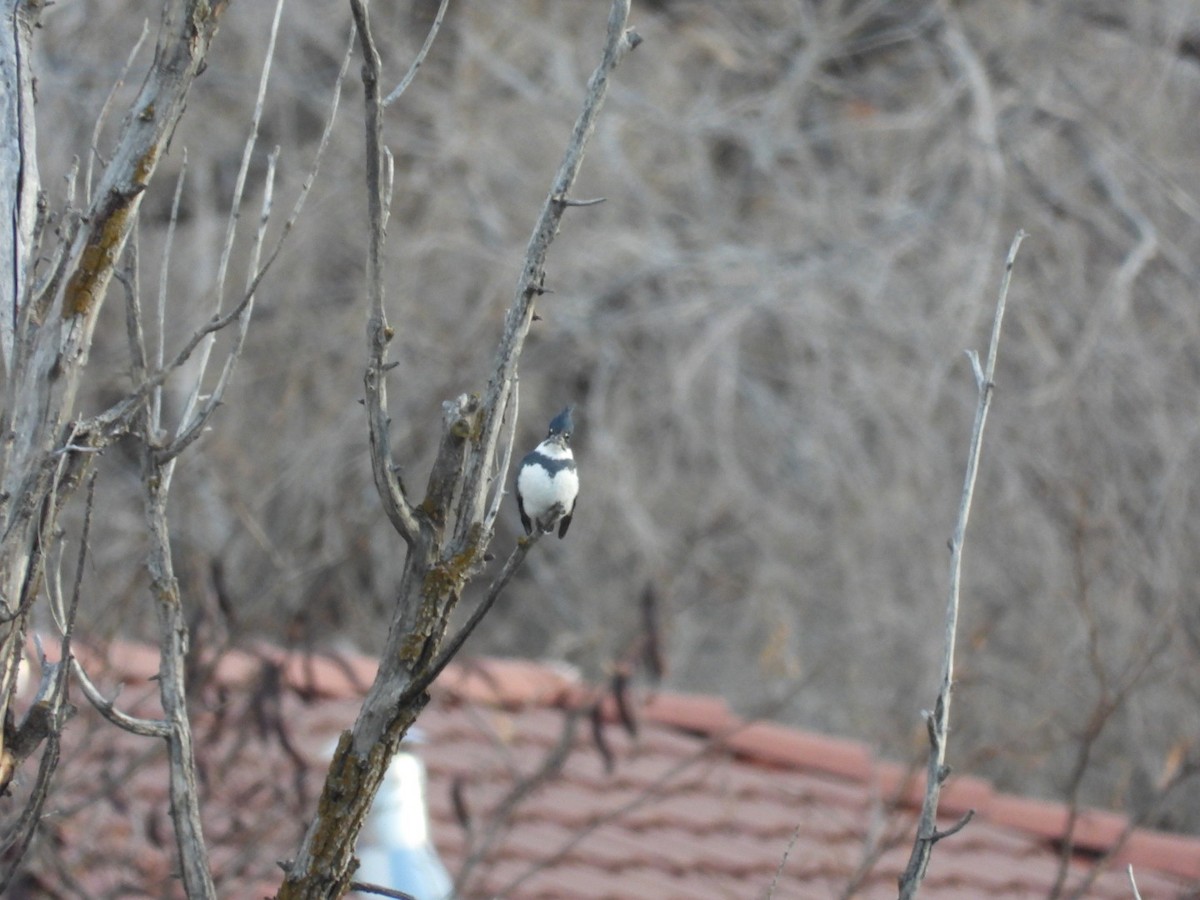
[[152, 151, 189, 435], [1126, 865, 1143, 900], [76, 9, 352, 447], [450, 0, 642, 551], [483, 378, 518, 531], [25, 158, 82, 327], [0, 473, 91, 889], [0, 0, 229, 794], [141, 448, 218, 899], [112, 8, 296, 892], [0, 0, 40, 371], [70, 657, 169, 739], [84, 19, 150, 206], [133, 228, 217, 900], [175, 0, 286, 439], [347, 881, 417, 900], [898, 230, 1026, 899], [158, 147, 279, 464], [277, 3, 640, 896], [382, 0, 451, 107], [354, 0, 422, 546], [766, 825, 803, 900]]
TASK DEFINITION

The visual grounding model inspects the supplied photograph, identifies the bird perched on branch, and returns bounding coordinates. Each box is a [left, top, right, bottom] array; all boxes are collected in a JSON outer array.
[[516, 406, 579, 538]]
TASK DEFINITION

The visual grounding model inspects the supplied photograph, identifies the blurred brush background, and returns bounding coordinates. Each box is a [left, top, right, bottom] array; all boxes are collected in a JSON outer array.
[[24, 0, 1200, 831]]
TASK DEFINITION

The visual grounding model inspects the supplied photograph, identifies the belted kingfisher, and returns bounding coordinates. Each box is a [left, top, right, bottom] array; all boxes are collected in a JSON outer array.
[[516, 406, 579, 538]]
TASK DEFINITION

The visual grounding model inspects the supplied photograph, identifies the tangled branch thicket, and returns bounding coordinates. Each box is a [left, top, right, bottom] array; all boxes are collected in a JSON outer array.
[[26, 0, 1200, 832]]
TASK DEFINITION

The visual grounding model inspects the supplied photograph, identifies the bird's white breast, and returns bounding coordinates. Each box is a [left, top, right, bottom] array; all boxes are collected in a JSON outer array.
[[517, 444, 578, 517]]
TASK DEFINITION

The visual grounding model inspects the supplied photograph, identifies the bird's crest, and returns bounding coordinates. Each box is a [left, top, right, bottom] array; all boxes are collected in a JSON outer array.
[[548, 406, 574, 439]]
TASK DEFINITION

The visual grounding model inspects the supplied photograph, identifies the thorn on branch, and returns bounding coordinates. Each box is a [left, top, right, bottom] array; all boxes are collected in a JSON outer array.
[[625, 29, 643, 50], [525, 271, 550, 300], [382, 361, 399, 372], [552, 194, 607, 208]]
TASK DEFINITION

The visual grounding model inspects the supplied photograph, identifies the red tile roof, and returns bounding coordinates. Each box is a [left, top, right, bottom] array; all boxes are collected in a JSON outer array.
[[9, 643, 1199, 899]]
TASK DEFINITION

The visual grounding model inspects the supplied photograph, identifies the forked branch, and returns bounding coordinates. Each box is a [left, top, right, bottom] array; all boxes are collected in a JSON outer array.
[[277, 3, 640, 897]]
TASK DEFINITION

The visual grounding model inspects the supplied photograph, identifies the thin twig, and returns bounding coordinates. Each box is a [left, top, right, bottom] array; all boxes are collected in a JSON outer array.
[[897, 230, 1026, 899], [765, 825, 803, 899], [154, 151, 188, 437], [159, 147, 279, 463], [25, 157, 82, 323], [176, 0, 286, 436], [554, 195, 606, 207], [930, 809, 974, 840], [355, 0, 422, 544], [383, 0, 452, 107], [348, 882, 417, 900], [1126, 865, 1142, 900], [84, 19, 149, 204], [120, 225, 148, 386], [484, 377, 519, 531], [70, 657, 168, 738], [83, 21, 353, 445]]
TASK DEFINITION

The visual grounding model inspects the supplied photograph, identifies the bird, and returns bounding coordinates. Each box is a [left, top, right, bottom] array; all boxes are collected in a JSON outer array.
[[516, 406, 579, 538]]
